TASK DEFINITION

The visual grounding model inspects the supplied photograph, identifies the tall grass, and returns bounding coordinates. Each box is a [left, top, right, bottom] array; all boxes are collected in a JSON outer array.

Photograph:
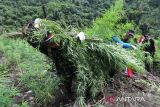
[[0, 37, 60, 106], [0, 64, 19, 107]]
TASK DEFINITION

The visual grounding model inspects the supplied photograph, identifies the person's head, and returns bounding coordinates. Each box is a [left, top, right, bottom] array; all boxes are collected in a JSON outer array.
[[144, 33, 150, 37], [144, 33, 150, 42], [127, 30, 135, 38], [123, 30, 135, 42]]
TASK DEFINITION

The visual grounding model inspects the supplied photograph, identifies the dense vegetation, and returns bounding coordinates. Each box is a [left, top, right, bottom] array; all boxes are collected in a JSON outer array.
[[0, 0, 160, 37], [25, 6, 145, 105], [0, 0, 160, 107], [0, 0, 113, 32], [125, 0, 160, 37]]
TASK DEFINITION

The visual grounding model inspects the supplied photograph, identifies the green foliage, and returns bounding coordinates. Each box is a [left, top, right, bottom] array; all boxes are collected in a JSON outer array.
[[85, 0, 135, 40], [1, 1, 158, 107], [146, 54, 153, 65], [18, 102, 30, 107], [0, 64, 19, 107], [0, 86, 15, 107], [0, 37, 60, 106], [41, 19, 64, 34], [1, 0, 160, 37], [21, 71, 60, 106], [0, 0, 113, 32], [125, 0, 160, 37], [85, 0, 123, 39], [135, 47, 153, 66], [115, 22, 136, 38], [46, 0, 113, 29], [155, 39, 160, 61], [0, 0, 44, 33], [61, 39, 144, 106], [24, 1, 145, 106], [31, 19, 63, 42]]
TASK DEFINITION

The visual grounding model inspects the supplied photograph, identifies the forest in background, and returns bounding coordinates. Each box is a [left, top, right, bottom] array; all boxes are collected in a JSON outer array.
[[0, 0, 160, 37], [0, 0, 113, 31]]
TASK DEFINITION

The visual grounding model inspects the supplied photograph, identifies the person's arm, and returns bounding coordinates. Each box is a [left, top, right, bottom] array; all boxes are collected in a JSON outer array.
[[122, 43, 136, 49]]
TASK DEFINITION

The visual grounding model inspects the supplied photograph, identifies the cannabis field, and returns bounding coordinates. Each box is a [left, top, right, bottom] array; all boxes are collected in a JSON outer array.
[[0, 0, 160, 107]]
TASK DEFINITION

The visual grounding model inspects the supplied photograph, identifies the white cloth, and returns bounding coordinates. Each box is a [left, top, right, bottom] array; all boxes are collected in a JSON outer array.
[[34, 18, 42, 28], [76, 32, 85, 41]]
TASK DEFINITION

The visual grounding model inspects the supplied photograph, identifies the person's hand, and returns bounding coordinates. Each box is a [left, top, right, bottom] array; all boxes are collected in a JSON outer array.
[[131, 45, 137, 49]]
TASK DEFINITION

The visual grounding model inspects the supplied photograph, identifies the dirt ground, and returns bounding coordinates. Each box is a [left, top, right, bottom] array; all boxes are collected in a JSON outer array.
[[60, 69, 160, 107], [87, 71, 160, 107]]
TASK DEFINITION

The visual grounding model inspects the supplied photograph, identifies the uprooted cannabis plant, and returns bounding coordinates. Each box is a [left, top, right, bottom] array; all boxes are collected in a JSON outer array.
[[22, 0, 147, 106], [61, 38, 145, 106], [26, 20, 145, 106]]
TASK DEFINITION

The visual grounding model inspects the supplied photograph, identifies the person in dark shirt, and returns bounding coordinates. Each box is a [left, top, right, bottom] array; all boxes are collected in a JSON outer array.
[[122, 30, 135, 43], [144, 38, 156, 58]]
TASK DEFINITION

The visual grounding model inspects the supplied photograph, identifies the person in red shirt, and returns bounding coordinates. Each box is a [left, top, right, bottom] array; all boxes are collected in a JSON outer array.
[[44, 31, 60, 48], [138, 34, 149, 45]]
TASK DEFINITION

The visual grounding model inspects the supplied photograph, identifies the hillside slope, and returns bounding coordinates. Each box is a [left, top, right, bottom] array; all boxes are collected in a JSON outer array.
[[0, 0, 160, 106], [0, 37, 60, 107], [0, 37, 160, 107]]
